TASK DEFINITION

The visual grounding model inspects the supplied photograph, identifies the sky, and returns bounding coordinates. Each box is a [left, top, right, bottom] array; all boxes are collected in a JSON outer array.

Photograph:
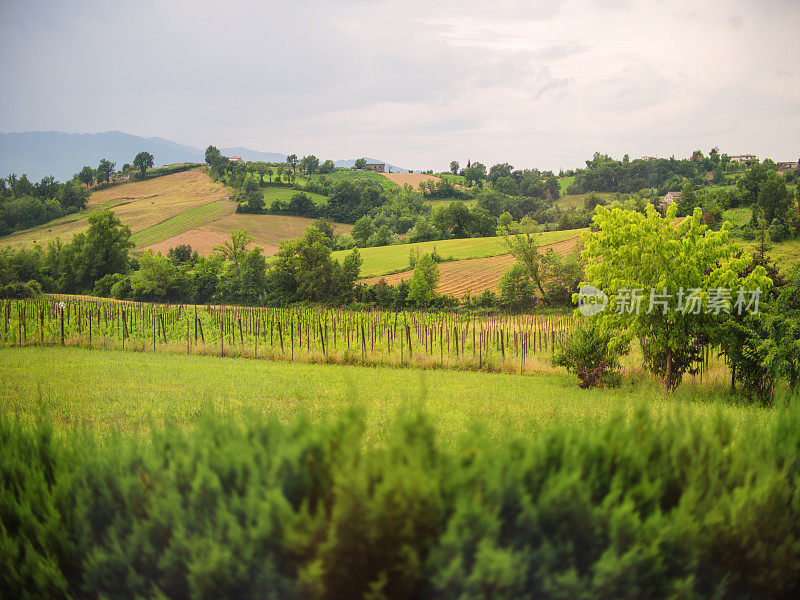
[[1, 0, 798, 172]]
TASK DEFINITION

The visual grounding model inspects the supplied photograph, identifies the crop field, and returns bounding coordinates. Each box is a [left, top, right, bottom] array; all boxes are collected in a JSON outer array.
[[362, 236, 581, 296], [379, 172, 439, 188], [0, 296, 723, 397], [0, 169, 231, 249], [308, 169, 399, 190], [134, 200, 235, 248], [335, 228, 585, 278]]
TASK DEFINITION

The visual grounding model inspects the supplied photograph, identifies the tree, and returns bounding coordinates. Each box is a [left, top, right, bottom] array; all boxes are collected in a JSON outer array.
[[133, 151, 154, 176], [499, 264, 535, 311], [214, 229, 254, 282], [582, 204, 770, 391], [95, 159, 115, 185], [287, 154, 298, 173], [319, 160, 335, 174], [354, 158, 367, 170], [75, 210, 134, 289], [449, 161, 459, 175], [77, 166, 95, 188], [57, 181, 90, 212], [351, 216, 374, 247], [299, 155, 320, 176], [500, 216, 550, 299], [407, 252, 439, 307], [488, 162, 513, 183], [464, 162, 486, 187]]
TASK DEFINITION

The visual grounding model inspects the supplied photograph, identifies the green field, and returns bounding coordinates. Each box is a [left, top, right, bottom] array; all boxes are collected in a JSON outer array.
[[261, 186, 330, 208], [425, 197, 477, 210], [0, 346, 767, 443], [333, 229, 585, 278], [555, 191, 620, 212], [438, 173, 467, 186], [558, 175, 575, 195], [309, 169, 399, 191], [723, 206, 752, 227]]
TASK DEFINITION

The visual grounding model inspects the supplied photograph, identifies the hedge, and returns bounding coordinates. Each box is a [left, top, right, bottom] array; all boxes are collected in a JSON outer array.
[[2, 403, 800, 599]]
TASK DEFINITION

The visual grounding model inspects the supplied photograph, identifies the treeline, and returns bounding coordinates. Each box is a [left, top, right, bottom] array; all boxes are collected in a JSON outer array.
[[0, 151, 195, 237], [5, 403, 800, 599], [0, 174, 89, 235]]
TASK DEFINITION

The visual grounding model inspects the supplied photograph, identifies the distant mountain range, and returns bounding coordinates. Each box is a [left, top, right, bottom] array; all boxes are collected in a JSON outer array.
[[0, 131, 413, 181]]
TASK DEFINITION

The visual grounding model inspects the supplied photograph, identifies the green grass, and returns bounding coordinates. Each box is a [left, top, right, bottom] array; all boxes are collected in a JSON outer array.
[[558, 176, 575, 195], [131, 200, 234, 247], [425, 198, 477, 210], [261, 186, 329, 208], [333, 229, 586, 278], [438, 173, 467, 186], [556, 192, 620, 212], [0, 346, 768, 444], [309, 169, 398, 191], [723, 207, 752, 227]]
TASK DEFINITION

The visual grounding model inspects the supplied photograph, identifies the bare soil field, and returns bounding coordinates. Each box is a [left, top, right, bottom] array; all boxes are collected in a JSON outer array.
[[379, 172, 440, 188], [361, 236, 580, 297]]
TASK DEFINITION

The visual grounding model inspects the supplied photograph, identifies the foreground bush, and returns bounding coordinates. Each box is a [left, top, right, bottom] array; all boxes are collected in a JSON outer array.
[[2, 403, 800, 599]]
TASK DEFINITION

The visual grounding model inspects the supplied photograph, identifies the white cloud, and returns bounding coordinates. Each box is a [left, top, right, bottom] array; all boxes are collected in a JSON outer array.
[[0, 0, 798, 170]]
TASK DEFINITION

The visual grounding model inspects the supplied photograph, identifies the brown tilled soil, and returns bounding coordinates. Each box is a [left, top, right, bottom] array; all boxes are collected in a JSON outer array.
[[361, 237, 580, 297]]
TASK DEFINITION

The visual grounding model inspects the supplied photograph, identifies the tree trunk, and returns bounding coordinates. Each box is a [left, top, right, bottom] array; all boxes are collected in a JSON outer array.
[[665, 348, 673, 392]]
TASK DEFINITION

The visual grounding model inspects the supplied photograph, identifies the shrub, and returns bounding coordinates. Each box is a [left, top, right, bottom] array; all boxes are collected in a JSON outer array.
[[4, 405, 800, 599], [552, 319, 621, 388]]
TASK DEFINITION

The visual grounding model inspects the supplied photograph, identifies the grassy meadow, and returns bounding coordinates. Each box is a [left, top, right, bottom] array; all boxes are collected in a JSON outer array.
[[261, 185, 329, 208], [0, 346, 767, 444], [309, 169, 399, 191]]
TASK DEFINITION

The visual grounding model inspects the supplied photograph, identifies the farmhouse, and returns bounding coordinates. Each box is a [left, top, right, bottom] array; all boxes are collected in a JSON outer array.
[[777, 161, 798, 172], [730, 154, 756, 164], [228, 156, 244, 164], [661, 191, 681, 208], [365, 163, 385, 173]]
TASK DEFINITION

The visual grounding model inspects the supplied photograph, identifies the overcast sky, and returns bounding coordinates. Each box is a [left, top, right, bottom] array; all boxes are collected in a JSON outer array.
[[1, 0, 797, 171]]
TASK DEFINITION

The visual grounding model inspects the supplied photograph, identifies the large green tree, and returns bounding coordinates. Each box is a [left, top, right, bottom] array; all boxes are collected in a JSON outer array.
[[75, 210, 134, 289], [133, 151, 154, 176], [582, 204, 770, 391], [95, 159, 115, 185]]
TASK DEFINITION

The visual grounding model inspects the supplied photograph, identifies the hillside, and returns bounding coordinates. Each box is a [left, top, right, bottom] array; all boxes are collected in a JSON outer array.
[[0, 170, 350, 255]]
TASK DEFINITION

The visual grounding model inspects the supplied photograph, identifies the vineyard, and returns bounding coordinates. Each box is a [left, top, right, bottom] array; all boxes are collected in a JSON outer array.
[[1, 297, 578, 375]]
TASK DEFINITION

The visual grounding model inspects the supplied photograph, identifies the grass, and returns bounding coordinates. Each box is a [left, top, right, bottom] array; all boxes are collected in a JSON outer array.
[[336, 229, 585, 278], [131, 200, 235, 247], [723, 207, 752, 227], [438, 173, 467, 186], [261, 186, 329, 208], [558, 175, 575, 195], [0, 346, 769, 444], [308, 169, 399, 191], [555, 191, 620, 212], [425, 198, 477, 210], [0, 170, 230, 249]]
